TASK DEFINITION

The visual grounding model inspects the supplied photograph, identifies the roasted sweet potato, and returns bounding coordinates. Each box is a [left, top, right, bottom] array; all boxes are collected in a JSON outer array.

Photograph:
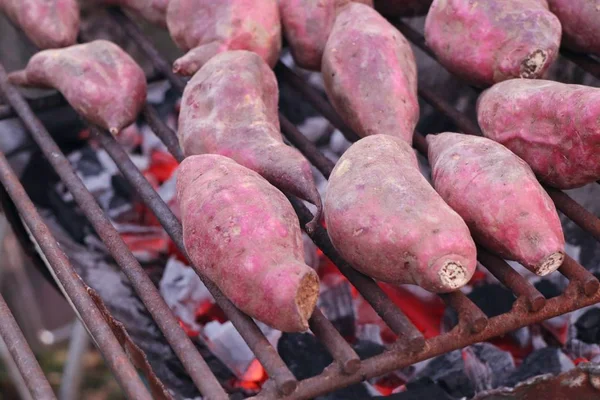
[[547, 0, 600, 55], [477, 79, 600, 189], [98, 0, 170, 27], [167, 0, 281, 76], [279, 0, 373, 71], [0, 0, 79, 49], [425, 0, 562, 87], [8, 40, 147, 135], [427, 133, 565, 276], [178, 51, 322, 229], [177, 154, 319, 332], [322, 3, 419, 143], [325, 134, 476, 293], [374, 0, 432, 16]]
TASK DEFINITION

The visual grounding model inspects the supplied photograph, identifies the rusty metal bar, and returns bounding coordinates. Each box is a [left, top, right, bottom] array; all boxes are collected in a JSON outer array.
[[107, 8, 186, 93], [0, 292, 56, 400], [439, 292, 487, 334], [0, 64, 228, 400], [141, 104, 185, 163], [308, 308, 360, 375], [477, 248, 546, 312], [0, 92, 66, 121], [0, 151, 152, 400], [417, 86, 482, 136], [279, 115, 334, 178], [546, 188, 600, 242], [288, 196, 426, 350], [91, 126, 299, 395], [274, 283, 600, 400], [275, 63, 360, 143], [559, 255, 599, 297]]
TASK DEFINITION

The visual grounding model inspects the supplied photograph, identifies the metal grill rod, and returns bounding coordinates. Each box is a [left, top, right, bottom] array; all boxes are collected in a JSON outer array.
[[0, 150, 153, 400], [0, 291, 56, 400], [0, 63, 229, 400]]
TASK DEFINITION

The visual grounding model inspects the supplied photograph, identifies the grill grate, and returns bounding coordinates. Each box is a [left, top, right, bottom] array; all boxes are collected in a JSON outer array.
[[0, 7, 599, 400]]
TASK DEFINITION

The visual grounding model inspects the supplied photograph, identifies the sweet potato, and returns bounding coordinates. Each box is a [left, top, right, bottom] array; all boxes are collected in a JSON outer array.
[[325, 134, 476, 293], [425, 0, 562, 87], [427, 133, 565, 276], [0, 0, 79, 49], [8, 40, 147, 135], [322, 3, 419, 144], [97, 0, 170, 27], [547, 0, 600, 55], [374, 0, 433, 16], [178, 51, 322, 230], [177, 154, 319, 332], [279, 0, 373, 71], [477, 79, 600, 189], [166, 0, 281, 76]]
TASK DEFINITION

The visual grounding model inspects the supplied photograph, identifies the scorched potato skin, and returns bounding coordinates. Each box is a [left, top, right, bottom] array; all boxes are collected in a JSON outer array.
[[98, 0, 170, 27], [325, 134, 477, 293], [0, 0, 79, 49], [167, 0, 281, 76], [477, 79, 600, 189], [278, 0, 373, 71], [176, 154, 319, 332], [424, 0, 562, 87], [178, 51, 322, 228], [8, 41, 147, 135], [427, 133, 565, 276], [547, 0, 600, 55], [374, 0, 433, 16], [322, 3, 419, 143]]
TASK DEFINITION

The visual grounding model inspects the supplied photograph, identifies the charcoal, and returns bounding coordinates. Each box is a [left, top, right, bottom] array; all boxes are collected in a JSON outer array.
[[376, 378, 454, 400], [575, 308, 600, 344], [502, 347, 575, 388], [278, 333, 373, 399], [415, 343, 514, 398], [534, 279, 562, 299], [318, 281, 355, 338]]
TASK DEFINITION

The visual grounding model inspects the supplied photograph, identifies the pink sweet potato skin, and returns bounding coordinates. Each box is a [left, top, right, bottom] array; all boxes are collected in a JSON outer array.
[[177, 154, 319, 332], [325, 134, 476, 293], [547, 0, 600, 55], [178, 51, 322, 225], [9, 41, 147, 135], [477, 79, 600, 189], [427, 133, 565, 276], [374, 0, 433, 16], [425, 0, 562, 87], [0, 0, 79, 49], [99, 0, 170, 27], [279, 0, 373, 71], [322, 3, 419, 143], [167, 0, 281, 75]]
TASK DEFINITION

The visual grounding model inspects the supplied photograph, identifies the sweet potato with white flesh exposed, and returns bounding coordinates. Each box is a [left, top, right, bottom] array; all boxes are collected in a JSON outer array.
[[177, 154, 319, 332], [477, 79, 600, 189], [8, 41, 147, 135], [322, 3, 419, 143], [325, 134, 477, 293], [547, 0, 600, 55], [279, 0, 373, 71], [166, 0, 281, 76], [97, 0, 170, 27], [0, 0, 79, 49], [178, 51, 322, 229], [374, 0, 432, 16], [425, 0, 562, 87], [427, 133, 565, 276]]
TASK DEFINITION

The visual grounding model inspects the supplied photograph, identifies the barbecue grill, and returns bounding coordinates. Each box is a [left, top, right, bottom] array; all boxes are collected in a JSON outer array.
[[0, 7, 600, 400]]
